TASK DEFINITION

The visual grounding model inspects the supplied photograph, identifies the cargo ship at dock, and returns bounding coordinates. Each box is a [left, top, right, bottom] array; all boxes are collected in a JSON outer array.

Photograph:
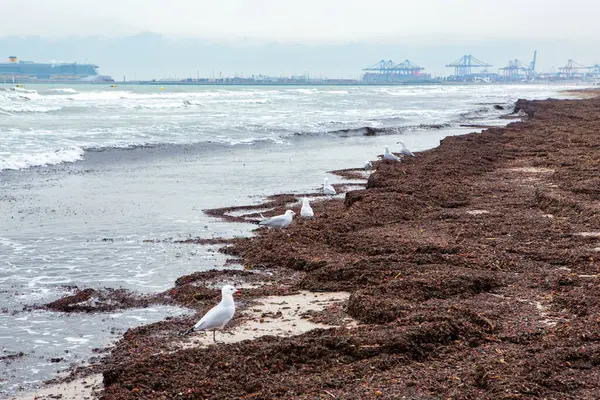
[[0, 56, 114, 83]]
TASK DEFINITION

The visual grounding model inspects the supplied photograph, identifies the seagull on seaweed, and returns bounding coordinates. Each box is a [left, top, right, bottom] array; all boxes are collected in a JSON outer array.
[[364, 160, 373, 172], [383, 145, 401, 162], [258, 209, 296, 228], [324, 178, 337, 196], [300, 197, 314, 218], [181, 285, 238, 342], [396, 140, 416, 157]]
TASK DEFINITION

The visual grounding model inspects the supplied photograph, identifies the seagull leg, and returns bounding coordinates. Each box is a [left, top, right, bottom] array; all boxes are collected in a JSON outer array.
[[213, 330, 217, 342]]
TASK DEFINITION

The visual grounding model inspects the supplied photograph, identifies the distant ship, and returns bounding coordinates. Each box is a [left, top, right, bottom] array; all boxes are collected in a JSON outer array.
[[0, 56, 114, 83]]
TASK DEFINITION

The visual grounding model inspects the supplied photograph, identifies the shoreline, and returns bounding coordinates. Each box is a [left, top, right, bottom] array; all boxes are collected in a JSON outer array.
[[11, 89, 600, 398]]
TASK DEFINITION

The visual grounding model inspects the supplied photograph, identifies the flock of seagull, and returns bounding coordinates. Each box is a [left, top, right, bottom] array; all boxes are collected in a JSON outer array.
[[182, 142, 416, 341]]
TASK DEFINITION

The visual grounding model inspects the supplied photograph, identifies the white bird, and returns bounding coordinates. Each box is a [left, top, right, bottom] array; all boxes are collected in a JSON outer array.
[[364, 160, 373, 172], [300, 197, 314, 218], [258, 209, 296, 228], [182, 285, 238, 341], [383, 145, 401, 161], [324, 178, 336, 196], [396, 140, 416, 157]]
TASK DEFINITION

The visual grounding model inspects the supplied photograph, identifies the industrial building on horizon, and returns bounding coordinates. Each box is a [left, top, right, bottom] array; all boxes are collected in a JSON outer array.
[[1, 51, 599, 85], [359, 51, 600, 84]]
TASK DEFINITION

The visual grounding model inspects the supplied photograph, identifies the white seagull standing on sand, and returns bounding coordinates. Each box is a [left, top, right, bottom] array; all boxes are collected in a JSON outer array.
[[323, 178, 337, 196], [258, 209, 296, 228], [397, 140, 416, 157], [300, 197, 314, 218], [383, 145, 401, 162], [181, 284, 238, 341]]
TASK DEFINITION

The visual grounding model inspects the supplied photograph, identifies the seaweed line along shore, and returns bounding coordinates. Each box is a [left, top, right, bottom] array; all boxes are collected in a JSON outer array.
[[14, 90, 600, 399]]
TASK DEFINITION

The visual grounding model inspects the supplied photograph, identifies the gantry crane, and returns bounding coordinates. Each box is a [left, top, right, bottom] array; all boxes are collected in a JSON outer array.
[[559, 59, 589, 78], [445, 55, 492, 76], [362, 59, 425, 76]]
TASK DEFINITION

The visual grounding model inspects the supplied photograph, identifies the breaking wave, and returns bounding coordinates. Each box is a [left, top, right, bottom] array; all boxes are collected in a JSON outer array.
[[0, 147, 85, 171], [49, 88, 77, 94], [324, 123, 452, 137]]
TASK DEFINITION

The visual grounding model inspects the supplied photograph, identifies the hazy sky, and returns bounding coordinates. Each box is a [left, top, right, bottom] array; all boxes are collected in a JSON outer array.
[[1, 0, 598, 42], [0, 0, 598, 79]]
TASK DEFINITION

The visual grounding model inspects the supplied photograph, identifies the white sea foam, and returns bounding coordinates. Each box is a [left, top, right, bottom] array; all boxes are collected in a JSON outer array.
[[49, 88, 77, 94], [0, 146, 84, 171], [0, 104, 64, 113]]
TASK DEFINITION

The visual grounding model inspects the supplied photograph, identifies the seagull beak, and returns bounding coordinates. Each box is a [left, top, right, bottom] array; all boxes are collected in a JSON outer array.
[[236, 289, 241, 296]]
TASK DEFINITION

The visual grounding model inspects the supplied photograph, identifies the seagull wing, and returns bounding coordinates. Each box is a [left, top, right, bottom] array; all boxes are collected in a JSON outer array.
[[324, 183, 337, 195], [259, 214, 286, 227], [193, 304, 235, 331], [384, 153, 401, 161], [301, 204, 314, 217]]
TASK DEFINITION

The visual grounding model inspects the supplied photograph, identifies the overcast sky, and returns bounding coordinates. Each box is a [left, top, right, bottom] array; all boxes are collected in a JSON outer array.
[[1, 0, 598, 42], [0, 0, 598, 79]]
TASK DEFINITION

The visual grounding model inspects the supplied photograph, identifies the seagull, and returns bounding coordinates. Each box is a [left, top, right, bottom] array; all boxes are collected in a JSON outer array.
[[364, 160, 373, 172], [300, 197, 314, 218], [396, 140, 416, 157], [181, 285, 238, 341], [323, 178, 337, 196], [258, 209, 296, 228], [383, 145, 401, 161]]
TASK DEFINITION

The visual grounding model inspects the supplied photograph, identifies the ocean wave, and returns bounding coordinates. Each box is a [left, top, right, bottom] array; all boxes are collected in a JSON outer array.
[[82, 136, 287, 154], [292, 88, 319, 94], [0, 147, 84, 171], [303, 123, 452, 137], [49, 88, 77, 94], [0, 87, 38, 94], [0, 119, 459, 171], [456, 102, 513, 122], [0, 88, 43, 101], [61, 89, 265, 102], [0, 104, 65, 114], [75, 122, 455, 157], [0, 89, 277, 114]]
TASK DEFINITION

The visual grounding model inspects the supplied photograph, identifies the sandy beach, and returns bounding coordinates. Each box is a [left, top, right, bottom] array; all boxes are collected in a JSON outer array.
[[9, 90, 600, 399]]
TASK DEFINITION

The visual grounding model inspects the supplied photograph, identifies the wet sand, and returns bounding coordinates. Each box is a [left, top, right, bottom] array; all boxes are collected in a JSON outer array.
[[30, 91, 600, 399]]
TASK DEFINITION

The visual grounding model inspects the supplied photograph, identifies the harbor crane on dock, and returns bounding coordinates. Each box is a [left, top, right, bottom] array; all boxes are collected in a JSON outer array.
[[499, 59, 531, 79], [445, 55, 492, 76], [362, 60, 396, 74], [362, 59, 425, 76], [530, 50, 537, 74], [361, 59, 428, 83], [499, 52, 537, 80], [559, 59, 589, 78]]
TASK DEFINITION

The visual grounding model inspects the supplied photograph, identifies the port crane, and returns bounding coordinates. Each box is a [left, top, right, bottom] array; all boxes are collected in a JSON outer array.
[[362, 59, 424, 76], [499, 59, 531, 78], [445, 55, 492, 76], [499, 51, 537, 79], [559, 59, 589, 78]]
